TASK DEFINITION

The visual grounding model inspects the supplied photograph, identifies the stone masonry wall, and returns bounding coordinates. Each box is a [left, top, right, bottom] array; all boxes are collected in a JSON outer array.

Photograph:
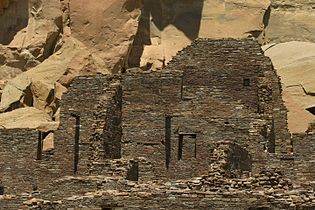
[[167, 39, 276, 173], [122, 39, 280, 180], [1, 38, 312, 210], [0, 129, 59, 194], [0, 129, 38, 194], [55, 77, 107, 176], [122, 69, 186, 179], [292, 133, 315, 185], [54, 75, 121, 176], [16, 171, 315, 210], [264, 65, 291, 154], [89, 79, 122, 162]]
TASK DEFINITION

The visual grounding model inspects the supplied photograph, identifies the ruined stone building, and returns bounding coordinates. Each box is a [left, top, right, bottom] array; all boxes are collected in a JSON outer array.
[[0, 39, 315, 209]]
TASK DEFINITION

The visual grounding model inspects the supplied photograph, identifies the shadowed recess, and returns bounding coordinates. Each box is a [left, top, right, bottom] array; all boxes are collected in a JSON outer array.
[[263, 6, 271, 29], [127, 0, 203, 68], [0, 0, 29, 45], [144, 0, 203, 40]]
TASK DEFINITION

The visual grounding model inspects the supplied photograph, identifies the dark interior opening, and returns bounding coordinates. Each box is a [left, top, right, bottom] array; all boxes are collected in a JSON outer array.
[[165, 116, 172, 169], [0, 185, 4, 195], [37, 131, 50, 160], [178, 133, 197, 160], [70, 112, 80, 174], [243, 78, 250, 86], [126, 161, 139, 181], [101, 204, 122, 210], [37, 131, 43, 160], [248, 207, 271, 210], [268, 120, 275, 153], [306, 106, 315, 115]]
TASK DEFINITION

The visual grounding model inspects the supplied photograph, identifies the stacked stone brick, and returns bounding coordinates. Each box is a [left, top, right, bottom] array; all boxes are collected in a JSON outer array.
[[0, 38, 315, 209]]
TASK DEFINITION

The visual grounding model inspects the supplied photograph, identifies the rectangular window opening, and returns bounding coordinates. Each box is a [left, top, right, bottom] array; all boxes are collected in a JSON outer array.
[[268, 119, 275, 153], [178, 133, 197, 161], [101, 205, 123, 210], [126, 161, 139, 181], [165, 116, 172, 169], [37, 131, 43, 160], [0, 185, 4, 195], [70, 112, 80, 174], [243, 78, 250, 86], [37, 131, 50, 160]]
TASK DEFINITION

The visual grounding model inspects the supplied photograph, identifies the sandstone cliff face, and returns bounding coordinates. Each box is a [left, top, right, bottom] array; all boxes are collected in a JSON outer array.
[[264, 42, 315, 133], [261, 0, 315, 132], [0, 0, 314, 132], [0, 0, 28, 45], [0, 0, 140, 127], [262, 0, 315, 44], [69, 0, 141, 72], [129, 0, 270, 68]]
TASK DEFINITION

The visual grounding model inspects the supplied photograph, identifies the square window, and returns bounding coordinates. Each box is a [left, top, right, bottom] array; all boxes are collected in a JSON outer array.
[[243, 78, 250, 86]]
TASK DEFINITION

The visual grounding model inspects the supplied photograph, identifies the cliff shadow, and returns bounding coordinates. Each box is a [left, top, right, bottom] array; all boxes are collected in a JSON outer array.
[[146, 0, 203, 40], [0, 0, 29, 45], [127, 0, 203, 68]]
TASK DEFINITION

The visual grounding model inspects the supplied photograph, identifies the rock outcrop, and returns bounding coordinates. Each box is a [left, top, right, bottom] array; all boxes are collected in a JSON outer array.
[[69, 0, 141, 72], [0, 37, 109, 115], [0, 107, 57, 130], [264, 42, 315, 133], [0, 0, 140, 123], [262, 0, 315, 44]]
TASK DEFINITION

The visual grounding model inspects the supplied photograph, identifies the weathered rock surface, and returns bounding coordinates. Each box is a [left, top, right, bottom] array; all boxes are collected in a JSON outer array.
[[0, 0, 28, 45], [0, 37, 109, 115], [0, 0, 141, 124], [263, 41, 315, 133], [42, 132, 54, 151], [69, 0, 141, 72], [0, 107, 57, 130], [0, 65, 22, 95], [1, 0, 63, 64], [262, 0, 315, 44]]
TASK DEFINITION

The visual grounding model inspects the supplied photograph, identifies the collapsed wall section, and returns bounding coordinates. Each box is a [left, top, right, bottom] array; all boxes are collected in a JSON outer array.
[[260, 63, 291, 154]]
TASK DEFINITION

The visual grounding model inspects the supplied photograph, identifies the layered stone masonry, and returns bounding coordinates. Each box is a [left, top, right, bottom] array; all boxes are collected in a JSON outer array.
[[122, 38, 289, 179], [0, 129, 39, 194], [0, 129, 61, 194], [54, 75, 122, 176], [1, 38, 315, 209]]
